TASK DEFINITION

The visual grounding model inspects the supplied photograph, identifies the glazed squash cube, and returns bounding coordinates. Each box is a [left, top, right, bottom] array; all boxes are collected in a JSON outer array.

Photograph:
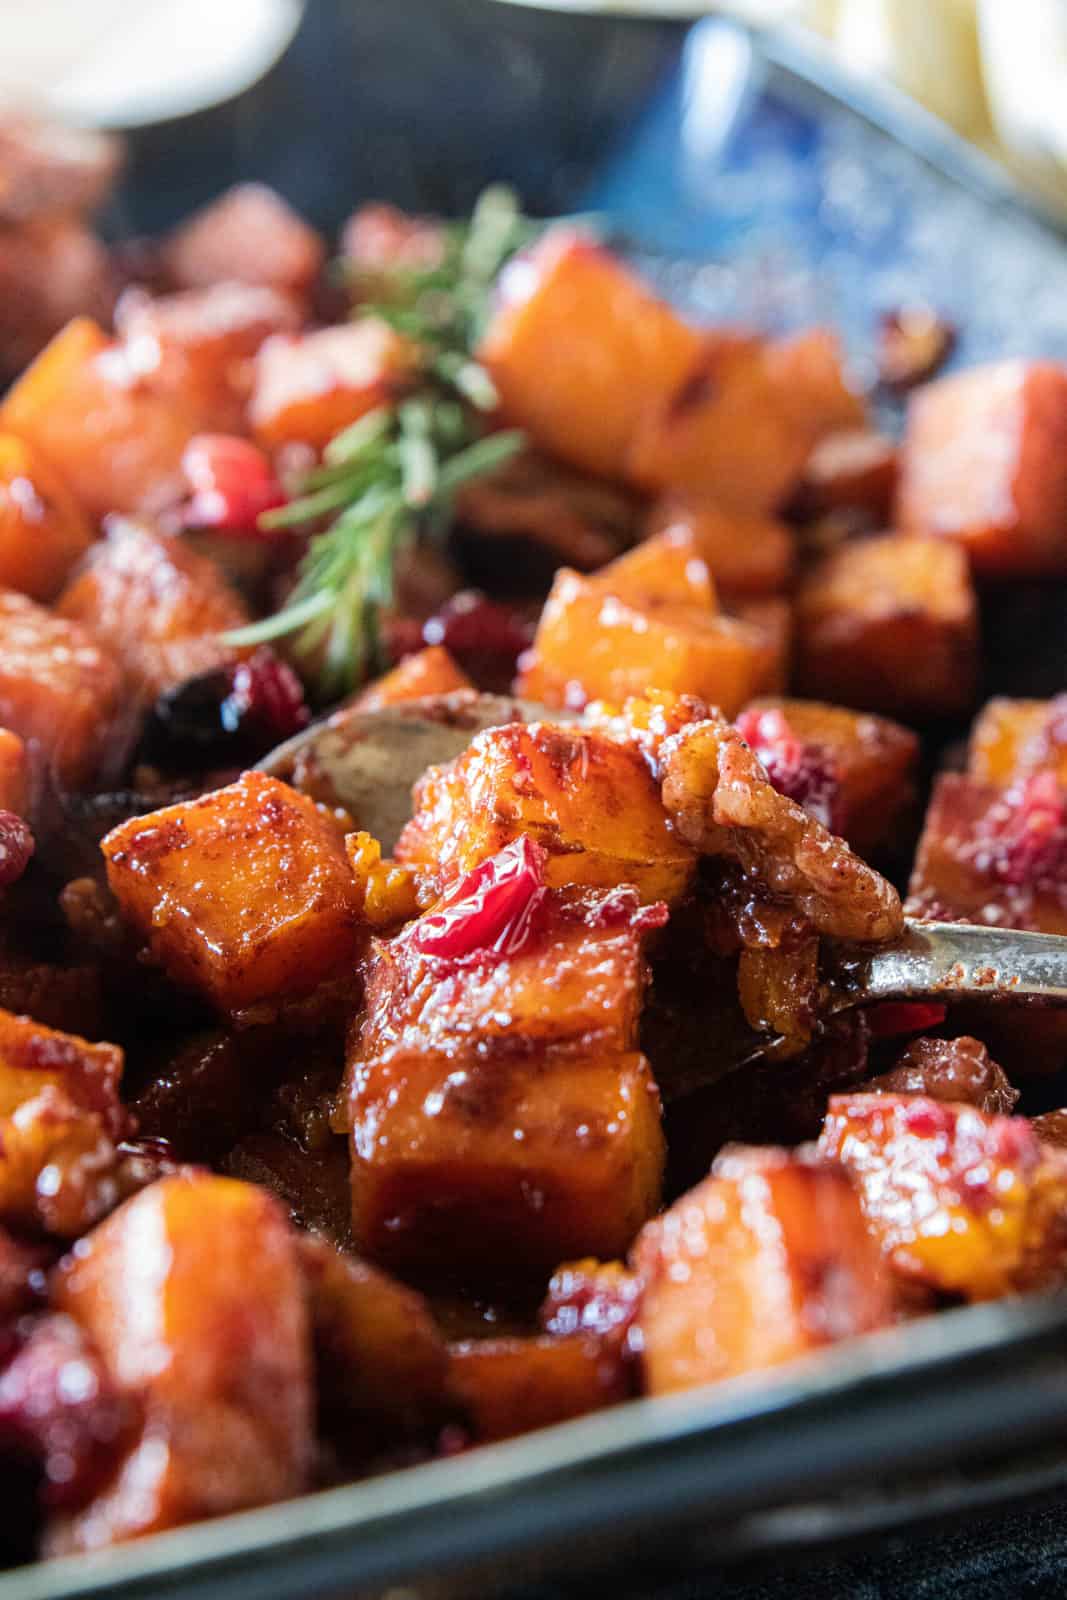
[[163, 182, 325, 302], [56, 516, 249, 705], [515, 568, 778, 717], [739, 697, 919, 858], [595, 526, 717, 610], [356, 889, 647, 1064], [897, 360, 1067, 574], [0, 215, 115, 382], [101, 771, 363, 1012], [819, 1094, 1067, 1299], [250, 319, 415, 451], [795, 535, 979, 719], [0, 433, 93, 601], [0, 1008, 122, 1125], [348, 1048, 665, 1279], [967, 697, 1067, 789], [0, 727, 28, 815], [795, 428, 898, 522], [448, 1334, 631, 1442], [354, 645, 473, 712], [0, 317, 213, 519], [479, 230, 705, 480], [633, 1153, 891, 1395], [395, 721, 696, 906], [0, 588, 122, 787], [50, 1175, 313, 1550], [646, 496, 794, 597], [627, 329, 865, 513]]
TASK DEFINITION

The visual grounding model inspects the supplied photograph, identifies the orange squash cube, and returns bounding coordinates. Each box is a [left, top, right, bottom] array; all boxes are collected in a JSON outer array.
[[479, 231, 705, 480], [819, 1094, 1067, 1299], [348, 1048, 664, 1279], [50, 1175, 313, 1550], [627, 329, 864, 513], [897, 360, 1067, 574], [0, 588, 122, 787], [354, 645, 472, 712], [795, 535, 979, 719], [0, 1007, 122, 1124], [250, 319, 415, 451], [646, 496, 794, 597], [448, 1334, 630, 1442], [633, 1154, 891, 1395], [595, 526, 717, 610], [0, 317, 211, 519], [163, 182, 325, 301], [739, 696, 919, 858], [795, 428, 898, 522], [56, 516, 248, 704], [395, 721, 696, 906], [0, 727, 28, 815], [102, 771, 363, 1012], [0, 432, 93, 600], [967, 697, 1067, 789]]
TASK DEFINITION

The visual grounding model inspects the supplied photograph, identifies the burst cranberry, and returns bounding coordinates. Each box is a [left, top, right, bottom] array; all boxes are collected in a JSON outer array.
[[0, 809, 34, 888], [224, 648, 309, 742], [736, 708, 844, 833], [969, 772, 1067, 892], [181, 434, 286, 537], [412, 836, 548, 962], [139, 648, 309, 771], [867, 1001, 948, 1039], [423, 591, 533, 682], [0, 1314, 138, 1509]]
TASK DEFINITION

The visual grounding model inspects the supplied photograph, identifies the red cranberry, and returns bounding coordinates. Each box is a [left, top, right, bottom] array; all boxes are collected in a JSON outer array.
[[867, 1001, 947, 1039], [181, 434, 286, 538], [575, 885, 670, 933], [0, 809, 34, 888], [736, 708, 844, 833], [422, 591, 533, 683], [412, 836, 548, 963], [224, 648, 309, 743]]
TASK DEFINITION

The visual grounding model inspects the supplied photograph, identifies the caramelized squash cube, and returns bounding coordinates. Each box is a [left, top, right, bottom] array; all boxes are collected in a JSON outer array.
[[647, 496, 794, 597], [633, 1154, 891, 1395], [795, 428, 898, 522], [50, 1175, 313, 1550], [968, 697, 1067, 789], [820, 1094, 1067, 1298], [0, 432, 93, 600], [0, 216, 115, 381], [56, 516, 248, 704], [356, 891, 646, 1064], [163, 182, 325, 301], [102, 771, 362, 1012], [448, 1334, 630, 1442], [395, 721, 695, 905], [0, 1008, 122, 1124], [795, 535, 978, 719], [0, 588, 122, 787], [250, 319, 415, 451], [596, 526, 717, 610], [897, 360, 1067, 574], [354, 645, 472, 711], [478, 231, 705, 480], [348, 1049, 665, 1278], [740, 696, 919, 858], [0, 727, 28, 815]]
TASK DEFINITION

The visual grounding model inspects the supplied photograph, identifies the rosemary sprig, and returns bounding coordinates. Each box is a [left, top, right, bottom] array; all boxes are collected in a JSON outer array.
[[225, 187, 533, 699]]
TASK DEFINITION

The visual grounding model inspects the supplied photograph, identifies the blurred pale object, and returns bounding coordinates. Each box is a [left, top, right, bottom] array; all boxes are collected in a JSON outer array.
[[0, 0, 302, 127], [978, 0, 1067, 208], [832, 0, 990, 139]]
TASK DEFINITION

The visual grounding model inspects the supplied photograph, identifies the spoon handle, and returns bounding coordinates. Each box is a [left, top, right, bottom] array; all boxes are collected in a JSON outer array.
[[826, 919, 1067, 1010]]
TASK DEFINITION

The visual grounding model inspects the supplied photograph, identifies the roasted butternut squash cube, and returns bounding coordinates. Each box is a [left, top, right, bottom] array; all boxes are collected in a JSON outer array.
[[395, 721, 696, 905], [101, 771, 363, 1012], [479, 231, 705, 481], [0, 215, 115, 382], [0, 588, 122, 787], [0, 432, 93, 600], [50, 1175, 313, 1550], [354, 645, 472, 712], [114, 281, 302, 433], [595, 526, 717, 610], [0, 727, 28, 815], [627, 330, 865, 513], [356, 890, 647, 1065], [56, 516, 248, 705], [515, 568, 777, 717], [0, 317, 211, 518], [739, 696, 919, 858], [646, 496, 794, 597], [795, 429, 898, 522], [795, 535, 978, 719], [348, 1049, 665, 1279], [633, 1154, 891, 1395], [448, 1334, 631, 1442], [163, 182, 325, 301], [968, 697, 1067, 789], [820, 1094, 1067, 1299], [897, 360, 1067, 574], [0, 1007, 122, 1125], [250, 319, 415, 451]]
